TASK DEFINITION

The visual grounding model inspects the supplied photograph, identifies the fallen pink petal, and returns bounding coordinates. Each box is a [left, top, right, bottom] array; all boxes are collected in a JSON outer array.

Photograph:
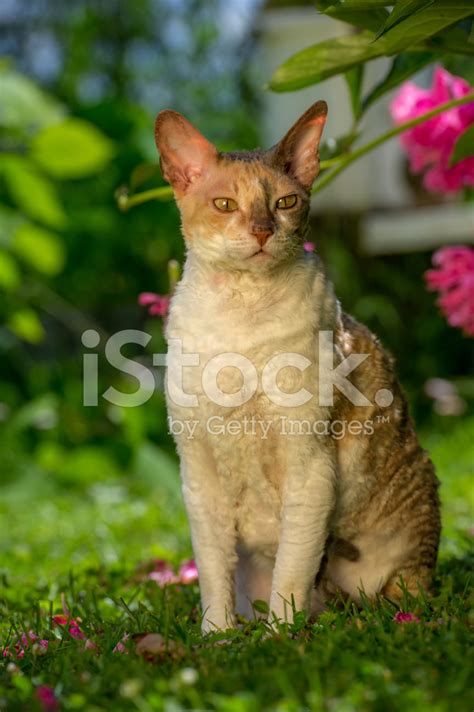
[[69, 625, 86, 640], [52, 615, 88, 641], [36, 685, 59, 712], [113, 633, 130, 654], [393, 612, 420, 623]]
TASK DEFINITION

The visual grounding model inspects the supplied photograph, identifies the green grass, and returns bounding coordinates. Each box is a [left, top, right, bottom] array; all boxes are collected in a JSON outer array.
[[1, 418, 473, 711]]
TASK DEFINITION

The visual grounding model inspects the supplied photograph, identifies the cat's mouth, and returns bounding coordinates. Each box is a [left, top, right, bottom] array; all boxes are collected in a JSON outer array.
[[250, 249, 273, 261]]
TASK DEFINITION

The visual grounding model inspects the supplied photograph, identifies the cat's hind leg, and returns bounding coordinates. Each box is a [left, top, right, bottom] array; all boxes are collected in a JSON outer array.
[[312, 529, 437, 611]]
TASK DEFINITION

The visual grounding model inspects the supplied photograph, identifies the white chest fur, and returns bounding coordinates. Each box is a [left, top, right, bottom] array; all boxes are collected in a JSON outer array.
[[165, 255, 339, 558]]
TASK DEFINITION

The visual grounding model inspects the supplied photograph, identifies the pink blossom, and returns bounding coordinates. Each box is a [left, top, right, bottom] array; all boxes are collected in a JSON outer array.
[[147, 559, 179, 586], [36, 685, 59, 712], [303, 242, 315, 253], [179, 559, 199, 584], [393, 611, 420, 623], [391, 66, 474, 194], [425, 246, 474, 336], [138, 292, 170, 317], [146, 558, 199, 587]]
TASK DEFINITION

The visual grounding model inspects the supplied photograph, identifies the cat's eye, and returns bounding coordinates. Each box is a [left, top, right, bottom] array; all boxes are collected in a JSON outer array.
[[213, 198, 238, 212], [276, 194, 298, 210]]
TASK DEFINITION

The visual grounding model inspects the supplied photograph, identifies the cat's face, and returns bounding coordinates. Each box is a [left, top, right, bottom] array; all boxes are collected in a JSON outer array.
[[155, 102, 327, 272]]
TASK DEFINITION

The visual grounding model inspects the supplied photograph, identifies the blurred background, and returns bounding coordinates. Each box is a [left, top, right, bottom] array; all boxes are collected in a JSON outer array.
[[0, 0, 472, 564]]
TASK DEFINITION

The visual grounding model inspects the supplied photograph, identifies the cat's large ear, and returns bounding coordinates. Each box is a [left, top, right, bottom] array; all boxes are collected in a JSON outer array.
[[269, 101, 327, 191], [154, 110, 218, 196]]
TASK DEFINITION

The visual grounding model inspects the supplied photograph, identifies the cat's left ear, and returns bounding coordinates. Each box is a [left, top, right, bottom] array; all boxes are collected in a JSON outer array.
[[269, 101, 327, 191], [154, 110, 218, 197]]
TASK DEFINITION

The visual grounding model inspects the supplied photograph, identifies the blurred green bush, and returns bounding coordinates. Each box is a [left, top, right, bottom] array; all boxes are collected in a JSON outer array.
[[0, 0, 472, 498]]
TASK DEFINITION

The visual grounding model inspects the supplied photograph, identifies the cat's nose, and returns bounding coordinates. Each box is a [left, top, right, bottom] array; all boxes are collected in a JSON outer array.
[[251, 221, 274, 247]]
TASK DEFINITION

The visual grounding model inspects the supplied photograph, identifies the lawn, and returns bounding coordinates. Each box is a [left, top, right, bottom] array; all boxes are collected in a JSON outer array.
[[0, 417, 473, 712]]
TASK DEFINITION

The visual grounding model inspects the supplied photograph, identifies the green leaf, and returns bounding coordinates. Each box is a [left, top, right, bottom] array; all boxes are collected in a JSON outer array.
[[316, 0, 389, 32], [362, 51, 437, 110], [449, 124, 474, 167], [13, 223, 65, 275], [317, 0, 391, 7], [344, 65, 365, 119], [0, 250, 20, 291], [269, 31, 386, 92], [374, 0, 435, 41], [7, 393, 58, 432], [0, 66, 65, 131], [374, 1, 474, 54], [31, 118, 115, 179], [429, 24, 474, 56], [8, 308, 45, 344], [0, 205, 23, 248], [0, 155, 67, 229], [252, 599, 269, 614]]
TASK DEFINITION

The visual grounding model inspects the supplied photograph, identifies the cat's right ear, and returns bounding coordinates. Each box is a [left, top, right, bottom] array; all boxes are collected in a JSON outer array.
[[154, 110, 218, 197]]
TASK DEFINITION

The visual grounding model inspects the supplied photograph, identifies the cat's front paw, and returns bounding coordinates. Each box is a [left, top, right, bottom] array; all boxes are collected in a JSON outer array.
[[268, 594, 295, 626], [201, 609, 236, 635]]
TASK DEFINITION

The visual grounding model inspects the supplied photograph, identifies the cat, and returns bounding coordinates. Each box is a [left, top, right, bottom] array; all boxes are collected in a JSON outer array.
[[154, 101, 441, 632]]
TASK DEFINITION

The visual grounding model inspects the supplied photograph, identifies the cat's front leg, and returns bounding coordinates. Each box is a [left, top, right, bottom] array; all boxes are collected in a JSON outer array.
[[179, 444, 237, 633], [270, 442, 336, 624]]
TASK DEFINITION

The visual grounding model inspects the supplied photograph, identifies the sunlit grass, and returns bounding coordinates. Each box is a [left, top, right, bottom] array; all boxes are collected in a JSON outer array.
[[0, 418, 472, 711]]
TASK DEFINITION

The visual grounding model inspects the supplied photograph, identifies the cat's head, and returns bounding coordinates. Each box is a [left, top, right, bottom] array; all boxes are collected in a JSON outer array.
[[154, 101, 327, 272]]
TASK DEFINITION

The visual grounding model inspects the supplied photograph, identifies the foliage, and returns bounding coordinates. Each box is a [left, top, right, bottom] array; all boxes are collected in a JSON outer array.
[[0, 0, 260, 500], [268, 2, 474, 193]]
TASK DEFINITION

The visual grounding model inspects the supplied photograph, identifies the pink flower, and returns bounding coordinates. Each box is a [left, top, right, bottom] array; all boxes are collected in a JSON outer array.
[[179, 559, 199, 584], [303, 242, 315, 253], [138, 292, 170, 317], [391, 67, 474, 194], [393, 611, 420, 623], [148, 559, 179, 586], [146, 558, 199, 587], [425, 246, 474, 336], [36, 685, 59, 712]]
